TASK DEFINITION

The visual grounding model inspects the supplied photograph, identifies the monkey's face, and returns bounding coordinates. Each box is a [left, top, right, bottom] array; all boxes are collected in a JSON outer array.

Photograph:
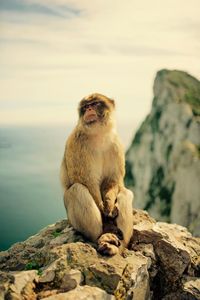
[[79, 93, 115, 126]]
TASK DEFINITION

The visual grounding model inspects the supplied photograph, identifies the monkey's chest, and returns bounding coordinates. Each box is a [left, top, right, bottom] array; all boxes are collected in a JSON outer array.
[[70, 150, 113, 182]]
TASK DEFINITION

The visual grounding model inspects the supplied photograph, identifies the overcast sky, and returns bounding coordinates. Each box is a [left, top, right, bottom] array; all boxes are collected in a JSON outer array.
[[0, 0, 200, 145]]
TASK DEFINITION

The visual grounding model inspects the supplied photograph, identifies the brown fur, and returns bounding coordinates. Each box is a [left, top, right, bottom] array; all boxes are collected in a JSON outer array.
[[60, 93, 133, 255]]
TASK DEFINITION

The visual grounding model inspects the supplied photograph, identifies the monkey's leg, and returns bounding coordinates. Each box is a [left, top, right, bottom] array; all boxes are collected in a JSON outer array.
[[116, 188, 134, 246], [64, 183, 103, 242]]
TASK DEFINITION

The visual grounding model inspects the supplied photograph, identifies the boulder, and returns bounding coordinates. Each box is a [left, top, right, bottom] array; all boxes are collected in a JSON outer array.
[[0, 210, 199, 299]]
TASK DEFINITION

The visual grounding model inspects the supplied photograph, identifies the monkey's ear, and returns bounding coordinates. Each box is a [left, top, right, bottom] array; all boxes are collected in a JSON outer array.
[[78, 104, 82, 117], [109, 99, 115, 108]]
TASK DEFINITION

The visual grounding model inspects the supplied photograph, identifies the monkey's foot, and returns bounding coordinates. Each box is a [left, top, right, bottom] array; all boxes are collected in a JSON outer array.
[[97, 233, 120, 256]]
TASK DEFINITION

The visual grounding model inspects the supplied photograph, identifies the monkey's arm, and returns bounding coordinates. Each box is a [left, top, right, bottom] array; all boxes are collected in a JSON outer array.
[[60, 157, 70, 189], [101, 138, 125, 218], [61, 150, 104, 213], [101, 181, 120, 218]]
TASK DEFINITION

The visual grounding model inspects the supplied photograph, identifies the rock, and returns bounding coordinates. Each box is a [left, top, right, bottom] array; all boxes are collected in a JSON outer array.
[[130, 211, 200, 298], [0, 211, 200, 299], [41, 285, 115, 300], [125, 69, 200, 235], [39, 270, 55, 283], [0, 270, 38, 300], [115, 251, 150, 300], [65, 241, 149, 296], [182, 277, 200, 300]]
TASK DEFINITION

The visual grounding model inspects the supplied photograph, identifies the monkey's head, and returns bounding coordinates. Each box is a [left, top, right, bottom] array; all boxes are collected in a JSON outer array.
[[78, 93, 115, 130]]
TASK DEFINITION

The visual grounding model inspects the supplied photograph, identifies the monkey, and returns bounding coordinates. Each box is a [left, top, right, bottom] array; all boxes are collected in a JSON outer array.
[[60, 93, 133, 255]]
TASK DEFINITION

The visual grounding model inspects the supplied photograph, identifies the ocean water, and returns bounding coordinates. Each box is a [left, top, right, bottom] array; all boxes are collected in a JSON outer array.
[[0, 125, 72, 251]]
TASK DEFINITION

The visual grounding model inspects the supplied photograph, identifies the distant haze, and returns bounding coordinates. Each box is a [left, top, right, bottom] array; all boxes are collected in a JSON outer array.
[[0, 0, 200, 145]]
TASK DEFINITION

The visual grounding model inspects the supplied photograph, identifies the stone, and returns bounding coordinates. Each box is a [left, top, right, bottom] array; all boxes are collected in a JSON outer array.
[[0, 270, 38, 300], [182, 277, 200, 300], [130, 211, 200, 298], [38, 270, 55, 283], [115, 251, 150, 300], [0, 210, 199, 299], [41, 285, 115, 300], [125, 69, 200, 236]]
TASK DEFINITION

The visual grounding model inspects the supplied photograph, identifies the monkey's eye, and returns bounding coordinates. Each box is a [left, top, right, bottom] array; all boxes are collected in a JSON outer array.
[[90, 102, 99, 108], [95, 102, 102, 107], [83, 102, 101, 110], [91, 102, 103, 108]]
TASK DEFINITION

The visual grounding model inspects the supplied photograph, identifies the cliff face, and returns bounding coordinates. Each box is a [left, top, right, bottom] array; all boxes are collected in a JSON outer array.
[[125, 69, 200, 235], [0, 211, 200, 300]]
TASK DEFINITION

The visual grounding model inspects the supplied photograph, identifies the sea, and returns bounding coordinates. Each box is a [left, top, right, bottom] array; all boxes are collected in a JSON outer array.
[[0, 124, 134, 251], [0, 125, 72, 251]]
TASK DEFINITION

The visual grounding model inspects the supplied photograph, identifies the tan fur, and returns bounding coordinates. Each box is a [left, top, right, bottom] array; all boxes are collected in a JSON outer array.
[[60, 93, 133, 250]]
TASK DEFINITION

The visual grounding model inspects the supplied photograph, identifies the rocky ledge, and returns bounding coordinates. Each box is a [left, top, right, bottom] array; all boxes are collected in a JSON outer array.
[[0, 210, 200, 300]]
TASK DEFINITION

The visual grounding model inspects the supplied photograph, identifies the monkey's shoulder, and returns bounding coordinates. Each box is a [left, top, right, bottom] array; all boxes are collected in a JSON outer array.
[[64, 131, 92, 165], [108, 134, 124, 154], [65, 130, 85, 149], [65, 129, 123, 159]]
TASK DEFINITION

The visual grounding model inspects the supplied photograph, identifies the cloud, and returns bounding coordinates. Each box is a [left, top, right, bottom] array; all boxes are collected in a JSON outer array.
[[0, 0, 200, 143], [0, 0, 81, 18]]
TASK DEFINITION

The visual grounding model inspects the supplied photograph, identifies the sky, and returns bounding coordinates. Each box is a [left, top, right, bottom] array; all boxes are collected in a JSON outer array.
[[0, 0, 200, 145]]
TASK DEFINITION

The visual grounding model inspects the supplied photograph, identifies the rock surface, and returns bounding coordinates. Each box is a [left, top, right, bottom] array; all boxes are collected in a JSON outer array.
[[0, 210, 200, 299], [125, 69, 200, 235]]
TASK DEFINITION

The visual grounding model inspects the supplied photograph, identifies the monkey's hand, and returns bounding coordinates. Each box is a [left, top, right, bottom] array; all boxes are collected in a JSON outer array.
[[103, 197, 119, 218], [102, 183, 120, 218], [98, 201, 105, 214]]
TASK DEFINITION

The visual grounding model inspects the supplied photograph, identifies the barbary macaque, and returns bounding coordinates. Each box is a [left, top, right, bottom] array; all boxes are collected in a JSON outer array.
[[60, 93, 133, 255]]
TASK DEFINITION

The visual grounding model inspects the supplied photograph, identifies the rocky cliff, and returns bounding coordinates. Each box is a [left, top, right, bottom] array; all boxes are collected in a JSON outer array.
[[125, 69, 200, 235], [0, 210, 200, 299]]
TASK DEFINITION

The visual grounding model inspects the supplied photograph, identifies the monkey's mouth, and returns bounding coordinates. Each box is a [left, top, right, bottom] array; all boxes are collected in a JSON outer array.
[[84, 112, 98, 124], [86, 117, 98, 124]]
